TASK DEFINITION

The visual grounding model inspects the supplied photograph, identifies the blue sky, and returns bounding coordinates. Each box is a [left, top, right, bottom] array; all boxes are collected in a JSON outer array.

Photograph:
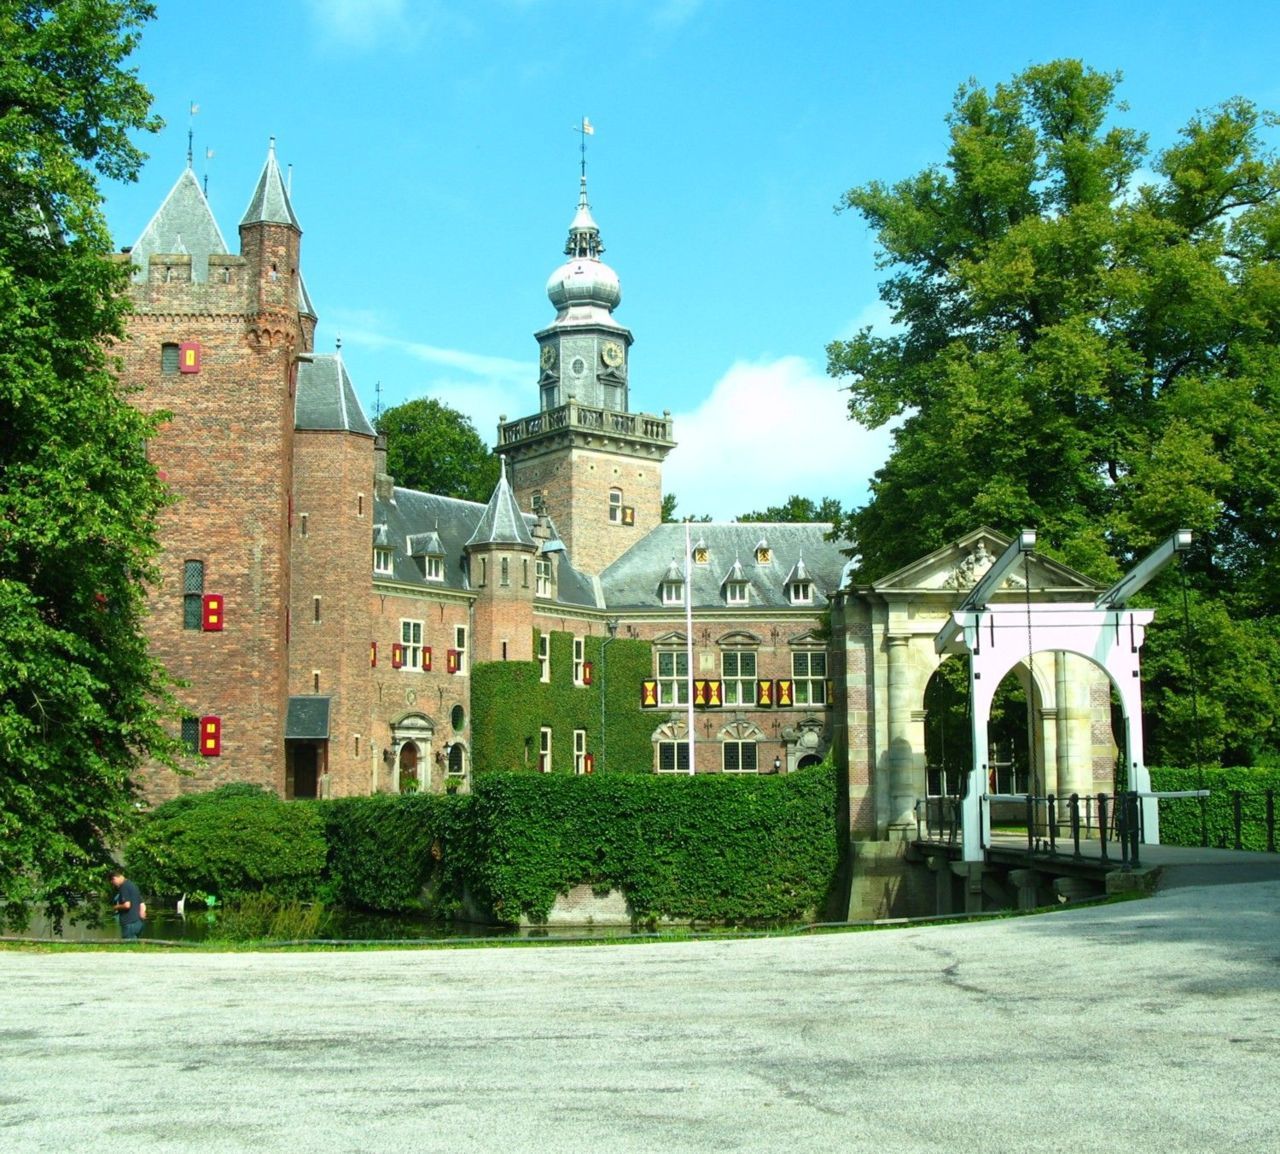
[[103, 1, 1280, 520]]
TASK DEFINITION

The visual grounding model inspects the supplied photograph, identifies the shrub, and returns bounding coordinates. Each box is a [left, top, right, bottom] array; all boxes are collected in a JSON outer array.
[[125, 785, 327, 901], [1151, 766, 1280, 851], [205, 893, 330, 943]]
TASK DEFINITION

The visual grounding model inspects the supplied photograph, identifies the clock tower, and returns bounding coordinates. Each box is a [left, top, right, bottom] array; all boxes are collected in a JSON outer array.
[[500, 173, 675, 575]]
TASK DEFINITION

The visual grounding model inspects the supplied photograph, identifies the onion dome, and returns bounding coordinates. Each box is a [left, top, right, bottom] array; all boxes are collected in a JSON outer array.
[[546, 175, 622, 314]]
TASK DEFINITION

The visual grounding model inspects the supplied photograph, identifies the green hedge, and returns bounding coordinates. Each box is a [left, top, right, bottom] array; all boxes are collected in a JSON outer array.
[[463, 764, 840, 924], [1151, 766, 1280, 850], [125, 784, 327, 901], [323, 792, 470, 913]]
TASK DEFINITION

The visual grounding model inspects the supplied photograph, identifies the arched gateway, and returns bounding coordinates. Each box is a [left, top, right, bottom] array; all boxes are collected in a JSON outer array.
[[829, 527, 1189, 861]]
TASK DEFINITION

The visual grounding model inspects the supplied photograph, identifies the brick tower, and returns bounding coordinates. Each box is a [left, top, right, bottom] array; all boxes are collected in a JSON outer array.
[[120, 141, 307, 798], [500, 173, 675, 575]]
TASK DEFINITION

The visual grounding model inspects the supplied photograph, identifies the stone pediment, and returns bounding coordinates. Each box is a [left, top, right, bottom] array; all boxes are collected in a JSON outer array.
[[871, 527, 1101, 598]]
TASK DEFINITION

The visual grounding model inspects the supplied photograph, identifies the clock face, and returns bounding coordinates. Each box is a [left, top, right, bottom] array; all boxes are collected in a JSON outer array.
[[601, 340, 624, 368], [540, 344, 557, 371]]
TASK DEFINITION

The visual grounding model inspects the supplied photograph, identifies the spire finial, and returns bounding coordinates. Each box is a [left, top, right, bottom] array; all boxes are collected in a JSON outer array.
[[574, 116, 593, 185], [187, 101, 198, 169]]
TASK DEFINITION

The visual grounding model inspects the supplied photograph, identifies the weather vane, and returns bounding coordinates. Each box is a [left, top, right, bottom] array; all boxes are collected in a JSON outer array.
[[573, 116, 594, 181]]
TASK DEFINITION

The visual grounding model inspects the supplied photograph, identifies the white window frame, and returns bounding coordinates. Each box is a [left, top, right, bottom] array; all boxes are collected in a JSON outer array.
[[539, 726, 552, 773], [725, 581, 749, 605], [574, 729, 587, 775], [789, 580, 813, 605], [608, 488, 623, 523], [573, 637, 585, 685], [538, 633, 550, 683], [425, 555, 444, 582], [661, 580, 684, 605], [792, 650, 828, 706], [657, 740, 690, 773], [400, 619, 424, 671], [535, 556, 552, 597], [454, 625, 468, 675], [373, 547, 393, 575], [722, 650, 757, 707], [657, 650, 689, 706], [722, 741, 759, 773]]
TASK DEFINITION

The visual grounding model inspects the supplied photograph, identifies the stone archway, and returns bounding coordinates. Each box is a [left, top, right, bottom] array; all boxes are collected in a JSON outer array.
[[388, 712, 436, 793]]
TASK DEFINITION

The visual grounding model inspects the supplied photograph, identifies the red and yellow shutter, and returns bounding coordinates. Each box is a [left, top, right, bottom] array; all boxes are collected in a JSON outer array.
[[641, 680, 659, 708], [370, 641, 378, 668], [693, 679, 707, 707], [776, 679, 794, 707], [201, 594, 224, 631], [179, 341, 201, 374], [447, 649, 460, 674], [622, 506, 635, 526], [199, 715, 221, 757], [422, 646, 432, 672], [705, 680, 723, 707], [757, 679, 774, 707], [583, 661, 593, 686], [584, 753, 595, 775], [391, 643, 404, 669]]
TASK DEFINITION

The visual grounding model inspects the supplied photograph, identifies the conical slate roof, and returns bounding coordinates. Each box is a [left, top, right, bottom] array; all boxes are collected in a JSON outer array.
[[129, 166, 228, 282], [241, 139, 300, 230], [464, 460, 536, 550], [294, 354, 374, 436]]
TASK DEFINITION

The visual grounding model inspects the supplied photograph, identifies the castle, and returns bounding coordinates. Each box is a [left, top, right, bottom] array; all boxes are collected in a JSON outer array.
[[118, 141, 1124, 844]]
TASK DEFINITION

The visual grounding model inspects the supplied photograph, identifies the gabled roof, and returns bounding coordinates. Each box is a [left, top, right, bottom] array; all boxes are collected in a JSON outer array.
[[240, 139, 301, 230], [464, 461, 536, 550], [295, 355, 375, 436], [407, 531, 444, 557], [129, 166, 229, 282]]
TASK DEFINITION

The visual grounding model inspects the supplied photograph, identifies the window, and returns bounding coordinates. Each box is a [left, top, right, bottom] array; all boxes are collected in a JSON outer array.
[[500, 556, 510, 587], [657, 741, 690, 773], [454, 625, 467, 674], [357, 493, 365, 517], [425, 555, 443, 581], [657, 650, 689, 706], [661, 580, 684, 605], [608, 488, 623, 523], [573, 637, 585, 685], [400, 619, 424, 671], [725, 581, 749, 605], [181, 716, 199, 754], [313, 596, 321, 623], [535, 557, 551, 596], [539, 726, 552, 773], [183, 560, 204, 630], [693, 546, 709, 564], [755, 546, 771, 564], [531, 491, 545, 513], [538, 633, 550, 682], [792, 650, 828, 705], [161, 343, 180, 374], [574, 729, 587, 775], [373, 548, 393, 574], [789, 580, 813, 605], [723, 741, 758, 773], [722, 651, 757, 706]]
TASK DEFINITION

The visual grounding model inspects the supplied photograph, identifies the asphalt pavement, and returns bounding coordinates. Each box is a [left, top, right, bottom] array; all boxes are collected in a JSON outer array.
[[2, 860, 1278, 1153]]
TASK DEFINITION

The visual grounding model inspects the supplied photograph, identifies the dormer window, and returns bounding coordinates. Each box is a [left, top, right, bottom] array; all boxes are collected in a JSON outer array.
[[425, 555, 443, 581], [373, 547, 393, 575], [662, 580, 685, 605], [725, 581, 749, 605], [755, 545, 771, 564], [789, 580, 812, 605], [693, 539, 709, 565]]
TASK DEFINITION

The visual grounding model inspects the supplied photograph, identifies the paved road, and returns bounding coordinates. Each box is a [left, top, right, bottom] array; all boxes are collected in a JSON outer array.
[[2, 867, 1278, 1153]]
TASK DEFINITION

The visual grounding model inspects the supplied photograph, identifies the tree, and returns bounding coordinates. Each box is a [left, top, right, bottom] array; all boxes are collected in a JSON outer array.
[[0, 1, 172, 927], [376, 397, 500, 504], [660, 493, 712, 523], [737, 495, 845, 523], [828, 60, 1280, 763]]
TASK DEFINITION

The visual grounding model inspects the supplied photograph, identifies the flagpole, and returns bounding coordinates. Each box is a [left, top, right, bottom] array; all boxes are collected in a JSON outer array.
[[685, 521, 695, 774]]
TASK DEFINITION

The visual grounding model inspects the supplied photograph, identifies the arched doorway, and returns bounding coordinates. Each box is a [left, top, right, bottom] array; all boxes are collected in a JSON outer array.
[[398, 742, 420, 793]]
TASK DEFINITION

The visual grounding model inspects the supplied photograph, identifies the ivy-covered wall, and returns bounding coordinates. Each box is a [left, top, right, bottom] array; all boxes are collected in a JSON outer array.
[[1151, 766, 1280, 850], [470, 629, 655, 774]]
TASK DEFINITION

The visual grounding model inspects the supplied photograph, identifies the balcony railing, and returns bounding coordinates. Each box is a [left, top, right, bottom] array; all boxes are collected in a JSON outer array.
[[500, 401, 673, 447]]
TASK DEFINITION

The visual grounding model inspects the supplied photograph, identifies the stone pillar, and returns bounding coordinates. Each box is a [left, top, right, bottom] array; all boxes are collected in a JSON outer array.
[[886, 634, 916, 836]]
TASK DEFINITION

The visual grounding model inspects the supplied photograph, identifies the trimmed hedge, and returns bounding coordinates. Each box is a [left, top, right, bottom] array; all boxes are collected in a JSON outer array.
[[1151, 766, 1280, 851], [463, 763, 841, 924], [125, 784, 327, 901], [323, 792, 470, 913]]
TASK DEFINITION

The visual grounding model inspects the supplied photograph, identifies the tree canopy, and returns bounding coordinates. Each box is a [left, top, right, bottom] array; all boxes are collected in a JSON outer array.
[[0, 1, 171, 926], [828, 60, 1280, 764], [737, 495, 845, 524], [376, 397, 500, 504]]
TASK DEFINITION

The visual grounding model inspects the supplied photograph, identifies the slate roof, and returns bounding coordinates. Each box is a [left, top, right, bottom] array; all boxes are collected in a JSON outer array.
[[241, 139, 301, 229], [600, 522, 850, 610], [464, 462, 536, 550], [128, 166, 229, 282], [295, 355, 375, 436]]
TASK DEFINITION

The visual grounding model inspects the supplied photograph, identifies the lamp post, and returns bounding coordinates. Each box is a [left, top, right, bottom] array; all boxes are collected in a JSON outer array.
[[600, 617, 619, 773]]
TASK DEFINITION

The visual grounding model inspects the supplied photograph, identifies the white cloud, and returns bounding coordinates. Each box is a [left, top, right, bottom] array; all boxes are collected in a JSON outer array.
[[662, 356, 893, 521], [342, 326, 530, 383], [306, 0, 421, 51], [834, 297, 897, 342]]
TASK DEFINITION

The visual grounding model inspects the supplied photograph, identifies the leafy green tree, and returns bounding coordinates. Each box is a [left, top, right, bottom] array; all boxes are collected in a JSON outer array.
[[660, 494, 712, 523], [0, 1, 172, 927], [828, 60, 1280, 764], [737, 495, 845, 523], [376, 397, 500, 503]]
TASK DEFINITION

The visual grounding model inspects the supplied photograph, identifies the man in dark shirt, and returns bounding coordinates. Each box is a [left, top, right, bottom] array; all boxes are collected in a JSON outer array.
[[109, 869, 144, 941]]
